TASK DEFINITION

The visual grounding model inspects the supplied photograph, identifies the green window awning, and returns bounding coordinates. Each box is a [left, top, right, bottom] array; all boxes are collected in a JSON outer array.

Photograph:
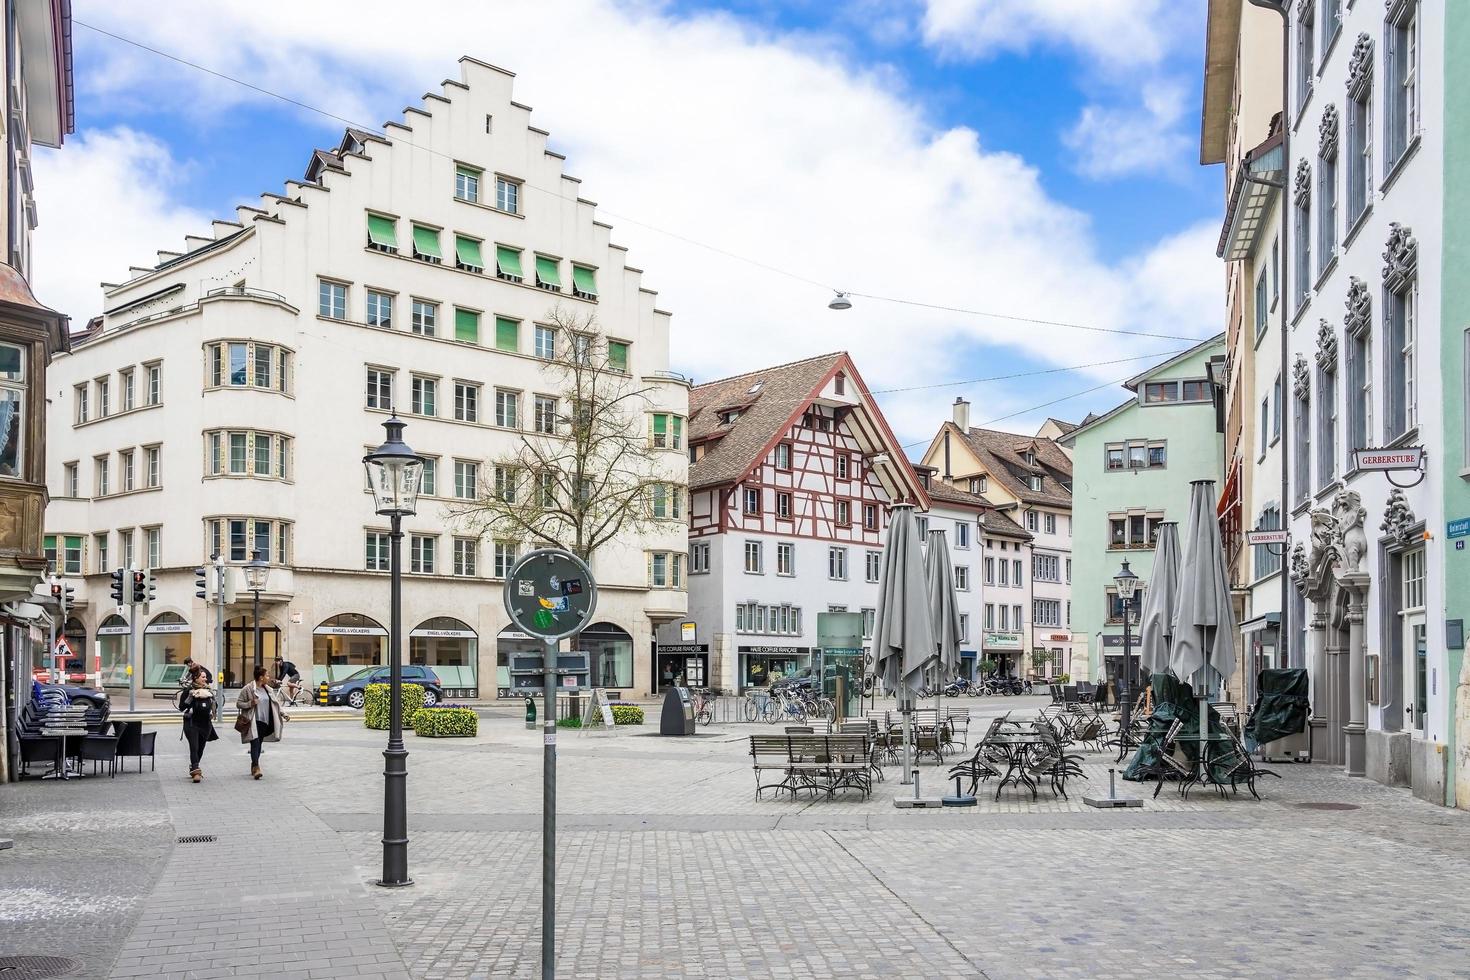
[[608, 341, 628, 372], [572, 265, 597, 296], [652, 414, 667, 436], [496, 317, 519, 352], [455, 308, 479, 344], [64, 535, 82, 551], [456, 236, 484, 269], [535, 255, 562, 288], [44, 534, 55, 551], [496, 246, 523, 279], [367, 214, 398, 250], [412, 225, 442, 259]]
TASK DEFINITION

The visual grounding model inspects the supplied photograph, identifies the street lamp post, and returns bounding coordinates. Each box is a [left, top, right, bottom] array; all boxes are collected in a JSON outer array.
[[1114, 559, 1141, 749], [363, 415, 425, 889], [244, 550, 270, 673]]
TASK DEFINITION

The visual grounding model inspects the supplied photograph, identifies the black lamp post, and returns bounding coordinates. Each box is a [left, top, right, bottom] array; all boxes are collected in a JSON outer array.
[[363, 414, 425, 889], [1114, 559, 1141, 746], [244, 550, 270, 673]]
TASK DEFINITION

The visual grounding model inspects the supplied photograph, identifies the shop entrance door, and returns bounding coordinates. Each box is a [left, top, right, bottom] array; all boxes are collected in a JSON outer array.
[[1405, 614, 1427, 735]]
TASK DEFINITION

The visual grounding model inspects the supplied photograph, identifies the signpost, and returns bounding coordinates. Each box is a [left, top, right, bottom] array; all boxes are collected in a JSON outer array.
[[1353, 446, 1426, 488], [503, 549, 597, 980], [1245, 528, 1290, 546]]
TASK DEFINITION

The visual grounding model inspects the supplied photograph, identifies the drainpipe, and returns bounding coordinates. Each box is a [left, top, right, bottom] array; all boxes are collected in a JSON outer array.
[[1246, 0, 1292, 669]]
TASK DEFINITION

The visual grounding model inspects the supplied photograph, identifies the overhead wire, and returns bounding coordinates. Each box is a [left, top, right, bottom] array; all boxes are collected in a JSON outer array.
[[870, 349, 1187, 394], [895, 373, 1137, 450]]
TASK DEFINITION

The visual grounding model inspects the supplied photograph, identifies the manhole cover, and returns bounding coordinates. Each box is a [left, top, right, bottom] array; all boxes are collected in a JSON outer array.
[[177, 834, 216, 844], [1295, 802, 1361, 811], [0, 955, 83, 979]]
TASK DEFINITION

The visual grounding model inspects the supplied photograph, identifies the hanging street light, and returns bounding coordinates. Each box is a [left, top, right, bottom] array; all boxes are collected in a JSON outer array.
[[828, 291, 852, 311]]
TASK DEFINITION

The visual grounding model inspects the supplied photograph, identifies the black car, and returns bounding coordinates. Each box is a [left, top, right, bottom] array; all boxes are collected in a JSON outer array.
[[325, 665, 444, 709], [38, 681, 109, 710]]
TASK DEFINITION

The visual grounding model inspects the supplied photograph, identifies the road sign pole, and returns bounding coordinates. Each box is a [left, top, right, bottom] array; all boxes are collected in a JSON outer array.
[[127, 598, 138, 712], [542, 636, 557, 980]]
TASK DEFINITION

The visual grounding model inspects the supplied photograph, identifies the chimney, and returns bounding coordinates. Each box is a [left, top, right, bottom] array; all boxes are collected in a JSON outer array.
[[953, 397, 970, 432]]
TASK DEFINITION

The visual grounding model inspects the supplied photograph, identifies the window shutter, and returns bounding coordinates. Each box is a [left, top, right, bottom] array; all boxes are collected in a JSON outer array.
[[455, 309, 479, 344], [495, 317, 519, 352]]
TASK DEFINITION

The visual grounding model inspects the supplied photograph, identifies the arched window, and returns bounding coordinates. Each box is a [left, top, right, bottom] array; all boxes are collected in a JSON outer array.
[[97, 614, 130, 687], [143, 612, 192, 688], [580, 622, 633, 689], [312, 613, 386, 683], [410, 617, 478, 694]]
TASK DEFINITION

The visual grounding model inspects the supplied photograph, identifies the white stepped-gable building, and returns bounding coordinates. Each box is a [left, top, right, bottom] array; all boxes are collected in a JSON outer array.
[[44, 57, 688, 701]]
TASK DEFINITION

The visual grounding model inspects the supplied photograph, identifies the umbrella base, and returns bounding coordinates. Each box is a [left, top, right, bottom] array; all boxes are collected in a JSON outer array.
[[1083, 795, 1143, 809], [894, 796, 944, 808], [941, 793, 977, 807]]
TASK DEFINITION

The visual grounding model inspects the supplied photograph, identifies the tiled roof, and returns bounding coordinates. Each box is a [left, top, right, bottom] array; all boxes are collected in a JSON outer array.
[[1045, 417, 1078, 435], [980, 508, 1031, 540], [919, 477, 1032, 541], [957, 425, 1073, 509], [687, 353, 846, 490]]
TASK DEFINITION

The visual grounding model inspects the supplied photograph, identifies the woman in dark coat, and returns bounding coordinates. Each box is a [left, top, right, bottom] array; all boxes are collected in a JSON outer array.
[[180, 669, 219, 783]]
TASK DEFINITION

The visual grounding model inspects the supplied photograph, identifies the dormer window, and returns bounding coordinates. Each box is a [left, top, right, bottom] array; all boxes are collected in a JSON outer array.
[[1023, 451, 1035, 466], [748, 381, 763, 395], [970, 476, 987, 493], [720, 410, 739, 425]]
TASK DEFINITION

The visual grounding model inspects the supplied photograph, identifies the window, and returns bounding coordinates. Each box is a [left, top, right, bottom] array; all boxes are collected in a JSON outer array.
[[318, 279, 347, 319], [493, 540, 517, 578], [742, 487, 760, 514], [916, 516, 929, 537], [999, 606, 1008, 630], [828, 547, 848, 580], [1044, 514, 1055, 535], [866, 550, 881, 583], [494, 466, 519, 503], [1273, 374, 1283, 441], [146, 363, 161, 404], [608, 340, 629, 373], [366, 289, 393, 328], [1110, 511, 1165, 549], [120, 450, 135, 492], [1253, 505, 1283, 581], [95, 455, 110, 496], [455, 235, 484, 274], [744, 540, 762, 574], [410, 535, 436, 574], [120, 369, 135, 411], [835, 454, 849, 480], [411, 299, 437, 336], [1026, 511, 1038, 532], [1033, 600, 1061, 627], [1317, 357, 1338, 489], [1254, 265, 1269, 340], [534, 325, 556, 360], [1385, 278, 1418, 441], [1066, 558, 1071, 583], [689, 541, 710, 574], [118, 529, 133, 569], [969, 475, 988, 493], [647, 552, 685, 589], [63, 462, 77, 497], [774, 442, 792, 470], [1347, 300, 1373, 459], [1347, 50, 1373, 226], [1260, 396, 1270, 459], [1143, 381, 1179, 403], [1182, 379, 1212, 402], [863, 504, 877, 530], [862, 608, 876, 640], [835, 500, 851, 527], [495, 176, 520, 214], [454, 460, 479, 499], [776, 492, 792, 519], [984, 556, 995, 585], [1106, 440, 1166, 470], [958, 613, 970, 644], [1321, 0, 1341, 51], [1386, 1, 1419, 167], [411, 224, 442, 263], [495, 245, 524, 283], [1318, 138, 1337, 276], [420, 457, 437, 496], [998, 559, 1008, 586], [96, 378, 109, 417], [411, 376, 437, 417], [454, 165, 481, 203], [147, 527, 162, 568], [1106, 445, 1124, 470], [1270, 236, 1280, 303], [453, 538, 477, 576], [571, 265, 597, 301], [454, 382, 480, 423], [533, 395, 557, 435], [776, 542, 795, 576], [366, 368, 394, 410], [93, 533, 108, 574], [1295, 1, 1314, 115], [494, 388, 519, 429], [1013, 559, 1023, 587], [955, 566, 969, 591], [1034, 554, 1059, 582], [649, 483, 683, 520], [1106, 588, 1146, 624], [1294, 166, 1311, 306], [571, 333, 592, 364], [365, 531, 390, 571], [1295, 381, 1312, 505], [984, 604, 995, 631]]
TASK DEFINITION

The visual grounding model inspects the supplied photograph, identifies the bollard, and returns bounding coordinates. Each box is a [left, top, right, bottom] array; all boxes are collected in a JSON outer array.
[[912, 768, 921, 798], [318, 681, 328, 706], [1109, 767, 1118, 800], [525, 696, 536, 730]]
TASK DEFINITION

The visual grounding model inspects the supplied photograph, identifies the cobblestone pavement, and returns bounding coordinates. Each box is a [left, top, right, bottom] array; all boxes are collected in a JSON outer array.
[[6, 699, 1470, 978]]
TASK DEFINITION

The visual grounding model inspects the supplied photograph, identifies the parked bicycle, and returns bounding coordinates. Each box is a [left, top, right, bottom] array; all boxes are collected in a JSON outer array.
[[692, 687, 720, 726]]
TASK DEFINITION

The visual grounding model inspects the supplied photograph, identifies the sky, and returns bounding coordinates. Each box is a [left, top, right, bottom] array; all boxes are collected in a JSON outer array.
[[34, 0, 1227, 451]]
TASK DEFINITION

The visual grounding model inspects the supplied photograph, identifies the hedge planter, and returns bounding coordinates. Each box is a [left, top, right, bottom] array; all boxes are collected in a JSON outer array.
[[364, 683, 427, 731], [611, 704, 645, 726], [412, 706, 478, 738]]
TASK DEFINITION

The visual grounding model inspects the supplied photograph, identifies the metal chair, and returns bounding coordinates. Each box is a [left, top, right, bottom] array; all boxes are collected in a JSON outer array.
[[79, 734, 119, 778], [114, 722, 157, 773]]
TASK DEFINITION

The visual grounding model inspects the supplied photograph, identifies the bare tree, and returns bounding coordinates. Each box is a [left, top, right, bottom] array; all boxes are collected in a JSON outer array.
[[446, 306, 682, 564]]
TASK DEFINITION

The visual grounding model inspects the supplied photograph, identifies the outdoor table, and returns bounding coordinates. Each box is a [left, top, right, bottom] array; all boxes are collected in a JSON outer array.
[[39, 727, 90, 780], [981, 731, 1047, 800]]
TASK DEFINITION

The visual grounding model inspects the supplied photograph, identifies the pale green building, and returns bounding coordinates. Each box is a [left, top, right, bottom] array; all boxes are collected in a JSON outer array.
[[1059, 336, 1225, 690]]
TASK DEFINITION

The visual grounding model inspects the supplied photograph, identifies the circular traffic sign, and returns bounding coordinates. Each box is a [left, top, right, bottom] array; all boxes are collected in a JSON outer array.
[[503, 549, 598, 641]]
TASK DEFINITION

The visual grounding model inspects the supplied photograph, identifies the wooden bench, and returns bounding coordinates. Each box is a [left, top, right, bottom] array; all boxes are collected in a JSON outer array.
[[748, 733, 873, 800]]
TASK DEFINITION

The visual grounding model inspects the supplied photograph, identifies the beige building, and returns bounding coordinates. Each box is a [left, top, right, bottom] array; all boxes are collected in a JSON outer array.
[[44, 58, 687, 703]]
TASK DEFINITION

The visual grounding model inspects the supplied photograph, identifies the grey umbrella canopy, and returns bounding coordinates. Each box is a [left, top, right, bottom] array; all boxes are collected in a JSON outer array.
[[1136, 522, 1181, 676], [870, 505, 935, 786], [925, 528, 962, 695], [1170, 480, 1237, 693]]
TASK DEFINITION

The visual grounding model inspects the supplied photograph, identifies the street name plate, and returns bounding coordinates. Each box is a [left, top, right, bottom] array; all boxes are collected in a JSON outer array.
[[1448, 518, 1470, 540]]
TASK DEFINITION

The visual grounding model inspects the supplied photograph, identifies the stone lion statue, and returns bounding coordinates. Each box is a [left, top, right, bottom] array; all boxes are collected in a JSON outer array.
[[1333, 490, 1368, 574]]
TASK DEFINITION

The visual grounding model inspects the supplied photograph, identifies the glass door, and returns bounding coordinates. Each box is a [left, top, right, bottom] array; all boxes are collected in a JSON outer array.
[[1405, 616, 1427, 734]]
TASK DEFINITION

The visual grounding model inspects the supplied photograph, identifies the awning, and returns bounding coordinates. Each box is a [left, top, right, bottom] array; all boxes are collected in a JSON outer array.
[[495, 317, 519, 351], [535, 255, 562, 288], [572, 265, 597, 297], [496, 246, 523, 278], [455, 236, 484, 269], [455, 308, 479, 343], [412, 225, 442, 259], [1218, 132, 1284, 261], [367, 214, 398, 250], [1240, 612, 1281, 634]]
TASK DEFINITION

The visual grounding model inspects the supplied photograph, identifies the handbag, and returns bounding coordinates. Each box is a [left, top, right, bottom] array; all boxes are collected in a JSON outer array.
[[233, 710, 252, 736]]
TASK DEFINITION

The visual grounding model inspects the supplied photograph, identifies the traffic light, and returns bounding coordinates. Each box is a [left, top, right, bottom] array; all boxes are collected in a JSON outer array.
[[50, 578, 61, 601], [195, 566, 209, 599], [144, 570, 158, 604], [109, 568, 126, 606], [63, 583, 75, 611], [130, 569, 148, 604]]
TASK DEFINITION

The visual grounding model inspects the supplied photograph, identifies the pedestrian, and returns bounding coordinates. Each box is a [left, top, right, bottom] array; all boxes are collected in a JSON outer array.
[[182, 657, 213, 685], [180, 670, 218, 783], [235, 665, 285, 779]]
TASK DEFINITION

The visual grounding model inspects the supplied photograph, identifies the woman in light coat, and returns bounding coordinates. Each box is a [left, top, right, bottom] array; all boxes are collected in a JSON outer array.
[[236, 665, 286, 779]]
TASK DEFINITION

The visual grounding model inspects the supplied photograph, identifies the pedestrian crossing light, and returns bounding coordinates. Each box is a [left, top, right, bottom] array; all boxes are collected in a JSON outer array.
[[109, 568, 126, 606], [130, 569, 148, 604], [144, 570, 158, 604]]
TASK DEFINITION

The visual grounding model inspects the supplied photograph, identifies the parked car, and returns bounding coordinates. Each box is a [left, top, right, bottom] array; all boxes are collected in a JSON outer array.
[[326, 666, 444, 709], [37, 681, 109, 710]]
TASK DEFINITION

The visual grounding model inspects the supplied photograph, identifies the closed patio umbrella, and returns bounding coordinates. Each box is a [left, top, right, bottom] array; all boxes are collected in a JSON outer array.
[[1171, 480, 1237, 774], [925, 528, 962, 719], [1136, 522, 1181, 676], [871, 504, 935, 786]]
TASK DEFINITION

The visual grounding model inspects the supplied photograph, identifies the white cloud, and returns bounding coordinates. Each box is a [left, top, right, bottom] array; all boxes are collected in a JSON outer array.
[[1062, 82, 1193, 180], [919, 0, 1186, 70], [54, 0, 1220, 443], [30, 128, 209, 325]]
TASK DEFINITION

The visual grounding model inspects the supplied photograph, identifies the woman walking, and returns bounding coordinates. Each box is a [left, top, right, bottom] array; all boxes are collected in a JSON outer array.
[[180, 669, 218, 782], [236, 665, 285, 779]]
